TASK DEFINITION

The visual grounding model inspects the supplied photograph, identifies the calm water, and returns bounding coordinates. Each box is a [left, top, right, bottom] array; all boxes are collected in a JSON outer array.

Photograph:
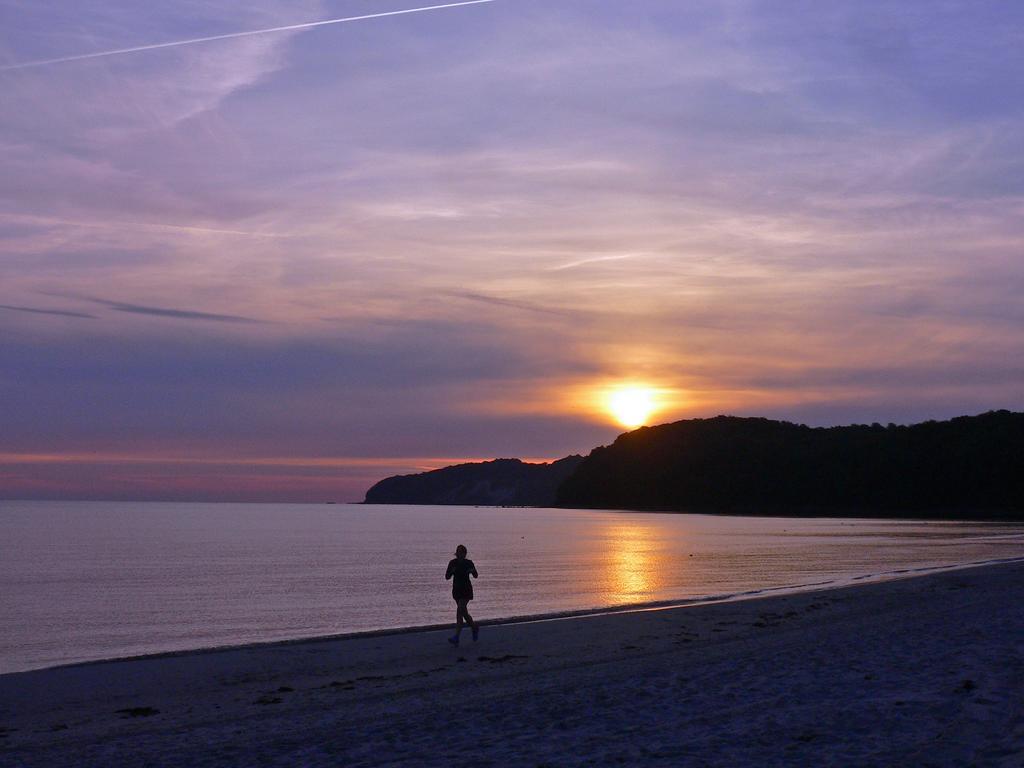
[[2, 501, 1023, 674]]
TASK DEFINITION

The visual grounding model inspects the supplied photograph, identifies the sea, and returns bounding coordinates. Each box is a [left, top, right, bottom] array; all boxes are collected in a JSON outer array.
[[2, 500, 1024, 675]]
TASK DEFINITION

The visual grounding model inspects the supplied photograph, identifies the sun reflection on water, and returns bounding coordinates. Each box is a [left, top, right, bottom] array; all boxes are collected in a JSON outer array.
[[600, 523, 669, 604]]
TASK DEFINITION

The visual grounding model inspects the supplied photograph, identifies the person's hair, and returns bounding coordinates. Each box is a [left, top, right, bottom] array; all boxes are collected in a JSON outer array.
[[455, 544, 467, 558]]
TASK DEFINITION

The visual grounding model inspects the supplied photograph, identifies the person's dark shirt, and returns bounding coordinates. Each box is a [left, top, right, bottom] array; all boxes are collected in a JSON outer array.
[[445, 557, 478, 595]]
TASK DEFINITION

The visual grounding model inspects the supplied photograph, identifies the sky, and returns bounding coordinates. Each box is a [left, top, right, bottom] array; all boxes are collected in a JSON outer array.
[[1, 0, 1022, 501]]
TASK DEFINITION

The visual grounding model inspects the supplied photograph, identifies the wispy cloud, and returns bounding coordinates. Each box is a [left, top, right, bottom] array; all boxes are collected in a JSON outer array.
[[445, 291, 576, 317], [38, 293, 260, 323], [0, 213, 294, 239], [95, 299, 261, 323], [547, 253, 642, 271], [0, 304, 96, 319]]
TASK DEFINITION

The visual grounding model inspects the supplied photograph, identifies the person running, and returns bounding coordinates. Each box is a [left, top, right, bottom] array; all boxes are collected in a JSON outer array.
[[445, 544, 479, 646]]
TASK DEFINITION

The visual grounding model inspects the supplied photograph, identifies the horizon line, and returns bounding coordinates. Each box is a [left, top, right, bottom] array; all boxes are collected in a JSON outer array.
[[0, 452, 561, 469]]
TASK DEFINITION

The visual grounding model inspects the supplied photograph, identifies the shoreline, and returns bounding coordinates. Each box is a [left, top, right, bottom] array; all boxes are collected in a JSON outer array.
[[362, 499, 1024, 521], [3, 558, 1023, 765], [7, 497, 1024, 520], [6, 553, 1023, 679]]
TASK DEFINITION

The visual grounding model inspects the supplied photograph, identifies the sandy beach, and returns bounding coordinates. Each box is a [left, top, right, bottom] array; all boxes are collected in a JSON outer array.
[[2, 560, 1022, 767]]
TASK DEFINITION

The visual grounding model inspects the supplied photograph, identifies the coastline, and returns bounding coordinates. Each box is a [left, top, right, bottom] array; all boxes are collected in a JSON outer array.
[[3, 559, 1023, 766], [6, 554, 1023, 678], [362, 500, 1024, 521]]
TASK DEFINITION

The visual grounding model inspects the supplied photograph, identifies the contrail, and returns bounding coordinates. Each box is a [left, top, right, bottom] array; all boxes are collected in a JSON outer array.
[[0, 0, 495, 72]]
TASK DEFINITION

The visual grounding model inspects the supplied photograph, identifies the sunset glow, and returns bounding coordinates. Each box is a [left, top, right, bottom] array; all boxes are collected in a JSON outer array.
[[1, 1, 1021, 501]]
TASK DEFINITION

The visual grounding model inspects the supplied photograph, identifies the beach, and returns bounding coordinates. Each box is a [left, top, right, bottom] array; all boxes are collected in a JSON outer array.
[[2, 560, 1022, 767]]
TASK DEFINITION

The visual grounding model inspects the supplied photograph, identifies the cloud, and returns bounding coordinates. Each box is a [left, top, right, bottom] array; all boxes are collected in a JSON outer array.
[[445, 291, 576, 317], [0, 319, 603, 460], [36, 292, 261, 323], [0, 213, 294, 239], [2, 0, 327, 126], [547, 253, 641, 271], [0, 304, 96, 319], [2, 0, 1024, 501], [97, 299, 260, 323]]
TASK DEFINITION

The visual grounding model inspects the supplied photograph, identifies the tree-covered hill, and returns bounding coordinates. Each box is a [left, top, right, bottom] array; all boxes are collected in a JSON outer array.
[[364, 456, 584, 506], [555, 411, 1024, 518]]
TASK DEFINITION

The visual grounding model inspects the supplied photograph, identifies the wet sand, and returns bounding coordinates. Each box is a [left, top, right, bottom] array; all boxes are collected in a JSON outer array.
[[2, 560, 1023, 766]]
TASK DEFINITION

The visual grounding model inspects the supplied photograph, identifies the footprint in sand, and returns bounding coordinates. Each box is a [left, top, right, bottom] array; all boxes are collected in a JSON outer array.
[[477, 654, 528, 664], [116, 707, 160, 718], [254, 696, 282, 705]]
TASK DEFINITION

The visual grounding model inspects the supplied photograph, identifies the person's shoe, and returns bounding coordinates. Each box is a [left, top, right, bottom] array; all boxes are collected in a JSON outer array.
[[447, 635, 459, 647], [472, 626, 480, 641]]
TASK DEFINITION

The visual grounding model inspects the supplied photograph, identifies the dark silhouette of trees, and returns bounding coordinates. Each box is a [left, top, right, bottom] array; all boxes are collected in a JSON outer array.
[[555, 411, 1024, 518]]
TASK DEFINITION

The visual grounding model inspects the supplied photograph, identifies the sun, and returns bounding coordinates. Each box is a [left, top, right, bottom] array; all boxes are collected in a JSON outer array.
[[607, 387, 657, 428]]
